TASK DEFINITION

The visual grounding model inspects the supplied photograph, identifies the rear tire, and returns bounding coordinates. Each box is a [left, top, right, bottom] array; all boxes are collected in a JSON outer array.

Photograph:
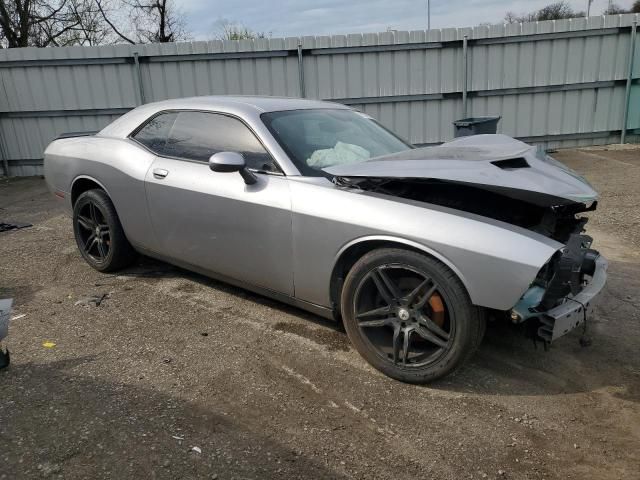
[[73, 189, 136, 272], [341, 248, 485, 384]]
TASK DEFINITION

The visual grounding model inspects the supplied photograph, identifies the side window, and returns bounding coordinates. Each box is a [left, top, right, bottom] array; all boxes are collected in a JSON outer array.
[[132, 112, 178, 154], [164, 112, 278, 172]]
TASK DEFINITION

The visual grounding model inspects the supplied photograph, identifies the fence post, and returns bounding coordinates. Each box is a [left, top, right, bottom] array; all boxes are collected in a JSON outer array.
[[0, 71, 9, 177], [462, 35, 469, 118], [0, 141, 8, 177], [621, 21, 638, 144], [133, 52, 146, 105], [297, 42, 306, 98]]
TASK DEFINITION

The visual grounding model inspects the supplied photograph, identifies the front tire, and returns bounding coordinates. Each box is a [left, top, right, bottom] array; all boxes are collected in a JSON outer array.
[[341, 248, 485, 384], [73, 189, 136, 272]]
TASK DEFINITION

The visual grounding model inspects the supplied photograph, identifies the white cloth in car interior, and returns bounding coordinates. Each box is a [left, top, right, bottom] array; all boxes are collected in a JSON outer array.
[[307, 141, 370, 168]]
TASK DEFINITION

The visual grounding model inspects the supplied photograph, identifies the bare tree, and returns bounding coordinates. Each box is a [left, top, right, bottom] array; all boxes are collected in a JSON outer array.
[[0, 0, 84, 48], [503, 12, 520, 24], [504, 1, 585, 23], [0, 0, 190, 47], [213, 19, 268, 41], [633, 0, 640, 13], [95, 0, 134, 43], [537, 2, 583, 20], [603, 2, 630, 14], [127, 0, 188, 43], [66, 0, 113, 45], [96, 0, 189, 44]]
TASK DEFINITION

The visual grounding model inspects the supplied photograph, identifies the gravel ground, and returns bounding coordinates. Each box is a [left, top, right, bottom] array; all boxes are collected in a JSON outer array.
[[1, 146, 639, 480]]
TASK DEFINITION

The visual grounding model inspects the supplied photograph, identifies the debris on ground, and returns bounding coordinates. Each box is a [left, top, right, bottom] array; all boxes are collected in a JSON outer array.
[[74, 293, 109, 307], [42, 341, 56, 348], [191, 446, 202, 454], [0, 298, 11, 338], [0, 347, 10, 369], [37, 462, 62, 476], [0, 221, 32, 233], [0, 298, 12, 370]]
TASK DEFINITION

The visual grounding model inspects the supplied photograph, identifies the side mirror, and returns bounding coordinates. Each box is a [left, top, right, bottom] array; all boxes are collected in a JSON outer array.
[[208, 152, 257, 185]]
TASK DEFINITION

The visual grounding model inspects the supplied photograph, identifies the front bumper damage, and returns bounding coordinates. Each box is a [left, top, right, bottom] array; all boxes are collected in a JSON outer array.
[[512, 234, 608, 344], [537, 255, 607, 342]]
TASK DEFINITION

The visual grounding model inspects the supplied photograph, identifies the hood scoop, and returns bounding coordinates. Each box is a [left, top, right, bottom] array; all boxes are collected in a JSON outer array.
[[491, 157, 530, 169]]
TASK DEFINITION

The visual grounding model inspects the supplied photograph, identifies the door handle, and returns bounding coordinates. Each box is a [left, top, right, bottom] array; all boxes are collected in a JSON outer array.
[[153, 168, 169, 179]]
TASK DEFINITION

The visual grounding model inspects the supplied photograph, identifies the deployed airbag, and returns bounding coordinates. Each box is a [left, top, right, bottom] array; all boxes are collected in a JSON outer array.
[[307, 142, 370, 168]]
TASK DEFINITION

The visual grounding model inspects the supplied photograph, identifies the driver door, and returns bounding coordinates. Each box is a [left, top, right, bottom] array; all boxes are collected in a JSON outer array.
[[137, 110, 294, 296]]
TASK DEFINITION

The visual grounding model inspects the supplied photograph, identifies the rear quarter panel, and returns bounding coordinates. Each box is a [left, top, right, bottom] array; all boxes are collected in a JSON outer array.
[[44, 136, 157, 250]]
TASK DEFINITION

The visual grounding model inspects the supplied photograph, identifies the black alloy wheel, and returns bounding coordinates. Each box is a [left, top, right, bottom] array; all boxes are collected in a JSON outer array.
[[73, 189, 136, 272], [76, 200, 111, 263], [353, 264, 454, 367], [341, 248, 485, 383]]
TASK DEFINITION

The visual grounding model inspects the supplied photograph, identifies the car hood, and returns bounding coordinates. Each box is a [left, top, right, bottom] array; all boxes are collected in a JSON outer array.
[[325, 134, 598, 207]]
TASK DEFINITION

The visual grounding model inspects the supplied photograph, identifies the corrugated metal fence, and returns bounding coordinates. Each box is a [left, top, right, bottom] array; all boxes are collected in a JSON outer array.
[[1, 13, 639, 176]]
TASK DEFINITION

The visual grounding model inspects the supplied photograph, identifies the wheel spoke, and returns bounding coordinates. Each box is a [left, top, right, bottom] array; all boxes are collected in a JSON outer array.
[[417, 312, 450, 341], [413, 283, 438, 310], [392, 326, 401, 364], [402, 327, 413, 365], [414, 325, 448, 349], [83, 234, 97, 253], [370, 269, 397, 306], [77, 215, 94, 231], [377, 267, 402, 301], [359, 318, 392, 328], [89, 202, 100, 224], [96, 239, 108, 259], [404, 278, 429, 304], [97, 224, 110, 239], [356, 305, 391, 320]]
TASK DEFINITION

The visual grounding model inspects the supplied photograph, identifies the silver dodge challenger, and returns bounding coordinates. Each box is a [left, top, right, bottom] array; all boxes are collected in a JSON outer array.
[[44, 96, 607, 383]]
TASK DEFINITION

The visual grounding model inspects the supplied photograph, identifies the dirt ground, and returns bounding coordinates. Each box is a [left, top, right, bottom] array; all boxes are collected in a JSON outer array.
[[1, 146, 639, 480]]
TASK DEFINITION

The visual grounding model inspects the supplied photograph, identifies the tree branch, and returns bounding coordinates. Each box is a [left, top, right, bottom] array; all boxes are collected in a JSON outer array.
[[95, 0, 135, 44]]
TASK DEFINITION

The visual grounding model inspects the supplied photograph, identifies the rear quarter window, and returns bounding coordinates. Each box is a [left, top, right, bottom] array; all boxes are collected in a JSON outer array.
[[132, 112, 178, 154]]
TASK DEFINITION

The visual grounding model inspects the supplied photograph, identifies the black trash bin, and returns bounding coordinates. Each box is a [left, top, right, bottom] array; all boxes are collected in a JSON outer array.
[[453, 116, 501, 137]]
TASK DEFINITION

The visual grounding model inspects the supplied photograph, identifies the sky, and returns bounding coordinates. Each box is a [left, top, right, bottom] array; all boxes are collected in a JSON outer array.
[[179, 0, 636, 40]]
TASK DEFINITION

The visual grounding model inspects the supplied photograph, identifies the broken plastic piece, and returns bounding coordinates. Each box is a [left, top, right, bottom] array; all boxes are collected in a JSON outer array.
[[0, 347, 9, 370], [0, 221, 33, 233], [74, 293, 108, 307], [0, 298, 12, 343]]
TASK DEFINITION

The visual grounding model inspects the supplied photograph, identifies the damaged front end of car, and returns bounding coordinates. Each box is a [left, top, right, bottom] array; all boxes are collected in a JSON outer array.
[[327, 134, 608, 346], [510, 233, 607, 344]]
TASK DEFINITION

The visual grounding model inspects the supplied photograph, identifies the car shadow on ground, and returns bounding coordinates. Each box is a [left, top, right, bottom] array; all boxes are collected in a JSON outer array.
[[432, 312, 640, 403], [0, 356, 346, 479], [112, 255, 344, 329], [111, 256, 639, 402]]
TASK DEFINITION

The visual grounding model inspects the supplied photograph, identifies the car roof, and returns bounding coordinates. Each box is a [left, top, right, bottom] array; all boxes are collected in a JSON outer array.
[[154, 95, 348, 113], [99, 95, 350, 139]]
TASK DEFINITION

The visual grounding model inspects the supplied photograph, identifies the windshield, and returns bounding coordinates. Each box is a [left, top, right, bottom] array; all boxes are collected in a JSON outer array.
[[261, 109, 412, 176]]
